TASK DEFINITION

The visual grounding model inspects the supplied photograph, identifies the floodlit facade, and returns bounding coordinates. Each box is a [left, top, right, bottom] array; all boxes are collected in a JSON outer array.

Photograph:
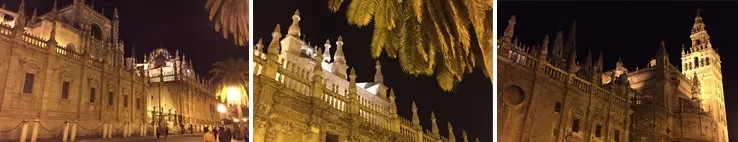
[[497, 12, 727, 142], [252, 10, 476, 142], [0, 1, 221, 140]]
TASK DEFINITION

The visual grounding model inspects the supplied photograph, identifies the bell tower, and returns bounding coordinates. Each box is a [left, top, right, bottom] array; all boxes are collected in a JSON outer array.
[[680, 9, 727, 142]]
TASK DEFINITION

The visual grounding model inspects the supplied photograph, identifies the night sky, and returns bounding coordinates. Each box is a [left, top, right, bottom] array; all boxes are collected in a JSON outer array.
[[2, 0, 249, 79], [499, 1, 738, 140], [255, 0, 493, 141]]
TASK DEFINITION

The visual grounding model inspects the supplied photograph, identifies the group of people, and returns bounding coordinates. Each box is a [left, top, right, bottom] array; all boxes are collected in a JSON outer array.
[[203, 126, 236, 142]]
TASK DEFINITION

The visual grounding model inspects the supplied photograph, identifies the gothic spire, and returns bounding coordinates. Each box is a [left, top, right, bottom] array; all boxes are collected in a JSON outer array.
[[334, 36, 346, 63], [553, 31, 564, 58], [462, 130, 468, 142], [31, 7, 37, 23], [597, 49, 604, 71], [431, 111, 439, 137], [692, 9, 706, 34], [374, 60, 383, 83], [323, 39, 332, 63], [48, 0, 59, 42], [411, 101, 419, 126], [565, 19, 577, 55], [538, 35, 549, 61], [14, 0, 27, 32], [256, 38, 264, 52], [504, 15, 516, 38], [113, 7, 119, 20], [288, 9, 301, 37], [268, 25, 282, 55], [349, 67, 357, 92], [448, 122, 456, 142], [567, 42, 578, 73], [584, 48, 593, 70]]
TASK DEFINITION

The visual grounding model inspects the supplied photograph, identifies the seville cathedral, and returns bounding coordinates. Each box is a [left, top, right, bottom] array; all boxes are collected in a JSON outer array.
[[252, 10, 478, 142], [497, 11, 728, 142], [0, 0, 222, 140]]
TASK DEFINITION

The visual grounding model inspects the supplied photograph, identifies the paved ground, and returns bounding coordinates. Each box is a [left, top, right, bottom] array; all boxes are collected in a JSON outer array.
[[78, 134, 246, 142]]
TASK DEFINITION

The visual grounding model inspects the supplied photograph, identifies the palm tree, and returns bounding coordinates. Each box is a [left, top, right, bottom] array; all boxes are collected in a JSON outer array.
[[209, 57, 249, 140], [328, 0, 493, 91], [205, 0, 249, 46]]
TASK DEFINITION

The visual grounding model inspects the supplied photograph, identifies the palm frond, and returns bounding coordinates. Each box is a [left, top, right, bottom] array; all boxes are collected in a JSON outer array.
[[206, 0, 249, 46], [328, 0, 345, 13]]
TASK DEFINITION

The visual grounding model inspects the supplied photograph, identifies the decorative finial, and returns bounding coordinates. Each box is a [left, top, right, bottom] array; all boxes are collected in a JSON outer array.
[[114, 7, 119, 19], [697, 8, 703, 16], [256, 38, 264, 51], [273, 24, 281, 33]]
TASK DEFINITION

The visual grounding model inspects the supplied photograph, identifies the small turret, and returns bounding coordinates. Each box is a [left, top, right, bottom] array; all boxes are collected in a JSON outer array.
[[462, 130, 468, 142], [504, 15, 516, 38], [268, 25, 282, 55], [553, 31, 565, 59], [538, 35, 549, 61], [312, 49, 325, 98], [288, 10, 301, 37], [48, 0, 59, 43], [263, 25, 283, 80], [330, 36, 348, 79], [13, 0, 27, 38], [256, 38, 264, 52], [448, 122, 456, 142], [322, 39, 332, 63], [411, 101, 420, 128], [431, 111, 439, 138]]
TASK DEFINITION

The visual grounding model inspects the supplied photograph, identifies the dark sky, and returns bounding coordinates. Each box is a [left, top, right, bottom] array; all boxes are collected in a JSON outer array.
[[255, 0, 492, 141], [3, 0, 249, 79], [499, 1, 738, 140]]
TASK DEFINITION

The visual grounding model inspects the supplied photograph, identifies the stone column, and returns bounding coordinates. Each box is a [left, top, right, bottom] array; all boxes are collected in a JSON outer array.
[[62, 122, 70, 142], [19, 119, 29, 142], [30, 119, 39, 142]]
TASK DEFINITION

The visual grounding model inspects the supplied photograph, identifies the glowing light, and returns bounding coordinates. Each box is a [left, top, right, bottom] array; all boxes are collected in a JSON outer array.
[[227, 87, 242, 104], [233, 118, 239, 122], [217, 104, 227, 113]]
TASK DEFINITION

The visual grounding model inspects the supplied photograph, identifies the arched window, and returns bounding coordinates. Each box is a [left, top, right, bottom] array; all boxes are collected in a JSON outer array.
[[503, 85, 525, 105], [91, 24, 102, 39], [694, 57, 699, 68], [706, 58, 710, 65]]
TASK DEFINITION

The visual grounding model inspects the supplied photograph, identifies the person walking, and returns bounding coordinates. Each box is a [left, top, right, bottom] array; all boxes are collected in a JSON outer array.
[[164, 126, 170, 138], [218, 128, 232, 142], [213, 127, 219, 141], [203, 127, 215, 142]]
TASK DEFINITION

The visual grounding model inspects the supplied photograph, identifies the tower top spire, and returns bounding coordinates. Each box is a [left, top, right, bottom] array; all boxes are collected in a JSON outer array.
[[692, 9, 707, 34], [288, 9, 301, 37]]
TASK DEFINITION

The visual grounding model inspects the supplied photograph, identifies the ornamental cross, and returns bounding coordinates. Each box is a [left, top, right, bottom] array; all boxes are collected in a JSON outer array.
[[697, 9, 703, 16]]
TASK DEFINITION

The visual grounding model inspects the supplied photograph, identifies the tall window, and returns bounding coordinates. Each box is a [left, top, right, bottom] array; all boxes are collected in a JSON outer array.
[[614, 130, 620, 141], [136, 97, 141, 109], [595, 124, 602, 137], [124, 95, 129, 108], [89, 87, 96, 103], [61, 81, 70, 99], [22, 73, 35, 94], [108, 91, 114, 105], [571, 118, 580, 132], [694, 57, 699, 68], [554, 102, 562, 113]]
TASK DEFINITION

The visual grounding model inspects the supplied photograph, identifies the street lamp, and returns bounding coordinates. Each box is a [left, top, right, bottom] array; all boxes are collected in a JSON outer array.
[[217, 104, 227, 114]]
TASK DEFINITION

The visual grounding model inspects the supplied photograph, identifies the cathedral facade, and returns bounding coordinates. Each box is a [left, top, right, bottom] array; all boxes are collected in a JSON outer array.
[[497, 12, 727, 142], [252, 10, 476, 142], [0, 1, 220, 140]]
